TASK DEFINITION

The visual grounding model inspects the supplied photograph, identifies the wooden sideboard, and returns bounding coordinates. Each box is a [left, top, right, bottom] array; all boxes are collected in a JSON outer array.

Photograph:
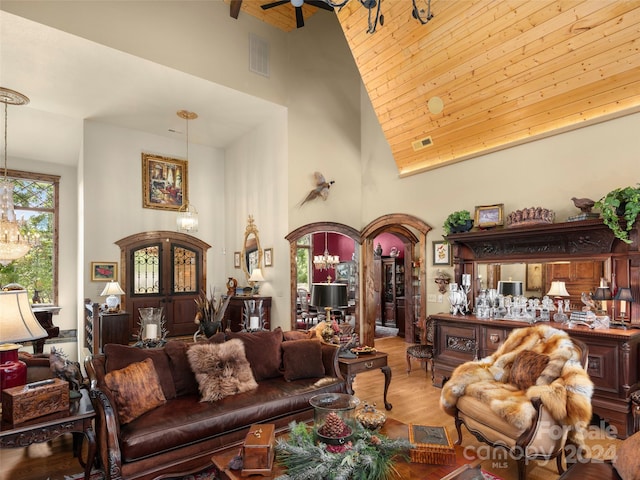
[[222, 296, 272, 332], [84, 302, 131, 355], [430, 313, 640, 439]]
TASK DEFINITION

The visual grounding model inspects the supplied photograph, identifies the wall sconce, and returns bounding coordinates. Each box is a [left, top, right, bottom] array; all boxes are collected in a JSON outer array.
[[100, 281, 125, 312]]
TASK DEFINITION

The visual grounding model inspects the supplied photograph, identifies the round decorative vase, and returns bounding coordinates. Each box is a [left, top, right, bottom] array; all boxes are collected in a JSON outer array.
[[355, 402, 386, 430], [0, 343, 27, 391], [450, 219, 473, 234], [310, 393, 360, 445]]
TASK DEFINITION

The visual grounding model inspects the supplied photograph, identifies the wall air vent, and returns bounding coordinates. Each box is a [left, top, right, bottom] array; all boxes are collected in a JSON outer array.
[[412, 136, 433, 152], [249, 33, 270, 78]]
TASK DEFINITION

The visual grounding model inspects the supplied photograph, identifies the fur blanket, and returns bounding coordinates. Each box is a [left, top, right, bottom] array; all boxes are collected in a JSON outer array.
[[440, 325, 593, 447]]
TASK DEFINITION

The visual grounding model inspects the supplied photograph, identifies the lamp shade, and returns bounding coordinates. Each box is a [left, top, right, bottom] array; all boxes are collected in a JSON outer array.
[[310, 283, 348, 309], [0, 290, 47, 343], [547, 281, 570, 297], [497, 280, 523, 297], [593, 287, 613, 301], [249, 268, 265, 282], [614, 287, 634, 302], [100, 281, 125, 296]]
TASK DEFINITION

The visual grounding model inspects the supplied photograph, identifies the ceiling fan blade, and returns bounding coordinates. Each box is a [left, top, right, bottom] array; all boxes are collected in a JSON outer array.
[[261, 0, 289, 10], [230, 0, 243, 19], [307, 0, 334, 11], [295, 6, 304, 28]]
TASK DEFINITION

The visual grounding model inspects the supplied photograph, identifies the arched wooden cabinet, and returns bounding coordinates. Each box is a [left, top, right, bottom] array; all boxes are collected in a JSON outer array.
[[431, 219, 640, 438], [116, 231, 211, 338]]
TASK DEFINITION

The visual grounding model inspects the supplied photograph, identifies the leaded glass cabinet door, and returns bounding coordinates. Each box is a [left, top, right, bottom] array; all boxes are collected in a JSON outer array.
[[117, 231, 211, 338]]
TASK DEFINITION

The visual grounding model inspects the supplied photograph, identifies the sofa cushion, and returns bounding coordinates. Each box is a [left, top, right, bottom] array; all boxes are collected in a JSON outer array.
[[613, 430, 640, 480], [282, 339, 325, 381], [104, 358, 167, 424], [164, 341, 199, 397], [283, 329, 315, 341], [104, 344, 176, 399], [509, 350, 549, 390], [227, 328, 283, 381], [187, 339, 258, 402]]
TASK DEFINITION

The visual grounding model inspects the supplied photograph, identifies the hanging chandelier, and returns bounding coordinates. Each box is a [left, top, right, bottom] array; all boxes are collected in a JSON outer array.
[[313, 231, 340, 271], [176, 109, 199, 233], [0, 87, 31, 266]]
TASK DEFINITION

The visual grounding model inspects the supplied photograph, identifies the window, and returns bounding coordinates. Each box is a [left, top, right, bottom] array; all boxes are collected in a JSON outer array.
[[0, 170, 59, 304], [296, 234, 311, 291]]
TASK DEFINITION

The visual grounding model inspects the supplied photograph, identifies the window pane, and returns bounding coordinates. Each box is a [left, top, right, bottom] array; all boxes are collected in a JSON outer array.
[[173, 246, 197, 293], [133, 246, 160, 294]]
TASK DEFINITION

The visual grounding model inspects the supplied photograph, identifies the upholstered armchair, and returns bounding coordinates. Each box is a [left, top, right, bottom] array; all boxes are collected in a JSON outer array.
[[440, 325, 592, 480]]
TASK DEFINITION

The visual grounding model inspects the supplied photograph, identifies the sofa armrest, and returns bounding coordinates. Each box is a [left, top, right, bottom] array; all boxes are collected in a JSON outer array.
[[89, 387, 124, 480], [321, 343, 343, 379]]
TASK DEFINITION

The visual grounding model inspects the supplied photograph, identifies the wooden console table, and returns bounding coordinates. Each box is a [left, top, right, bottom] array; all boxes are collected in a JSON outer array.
[[430, 313, 640, 439], [338, 352, 392, 410], [0, 388, 96, 480]]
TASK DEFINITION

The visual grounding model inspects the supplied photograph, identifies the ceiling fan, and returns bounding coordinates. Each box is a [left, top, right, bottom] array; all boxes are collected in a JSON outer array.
[[263, 0, 334, 28]]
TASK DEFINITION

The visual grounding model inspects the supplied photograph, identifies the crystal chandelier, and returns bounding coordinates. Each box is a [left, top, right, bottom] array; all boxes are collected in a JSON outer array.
[[176, 110, 199, 233], [0, 87, 31, 266], [313, 232, 340, 271]]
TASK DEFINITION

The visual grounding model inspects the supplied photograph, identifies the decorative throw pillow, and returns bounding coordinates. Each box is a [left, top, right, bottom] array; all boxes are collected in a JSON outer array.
[[283, 329, 315, 341], [164, 341, 199, 397], [227, 328, 283, 381], [509, 350, 550, 390], [281, 339, 325, 381], [187, 339, 258, 402], [103, 358, 167, 424], [613, 431, 640, 480], [104, 344, 176, 399]]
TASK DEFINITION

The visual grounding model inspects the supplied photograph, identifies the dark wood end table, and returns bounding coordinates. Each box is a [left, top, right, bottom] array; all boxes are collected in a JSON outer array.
[[339, 351, 392, 410], [0, 387, 96, 480]]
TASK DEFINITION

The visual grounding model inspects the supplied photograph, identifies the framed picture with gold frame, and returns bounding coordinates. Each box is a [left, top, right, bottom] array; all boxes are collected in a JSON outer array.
[[474, 204, 504, 229], [142, 152, 188, 211], [91, 262, 117, 282]]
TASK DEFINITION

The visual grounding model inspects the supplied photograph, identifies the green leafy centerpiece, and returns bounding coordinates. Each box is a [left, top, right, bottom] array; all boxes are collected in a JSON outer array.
[[275, 421, 413, 480]]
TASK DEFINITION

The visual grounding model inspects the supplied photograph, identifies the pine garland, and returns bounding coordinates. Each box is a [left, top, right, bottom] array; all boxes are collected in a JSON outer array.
[[275, 421, 412, 480]]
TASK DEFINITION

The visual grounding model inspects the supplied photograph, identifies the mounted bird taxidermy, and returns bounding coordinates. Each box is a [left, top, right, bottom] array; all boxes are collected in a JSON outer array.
[[300, 171, 334, 206]]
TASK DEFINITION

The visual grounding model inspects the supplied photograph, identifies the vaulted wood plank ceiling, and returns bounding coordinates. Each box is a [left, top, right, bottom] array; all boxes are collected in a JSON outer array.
[[231, 1, 640, 177]]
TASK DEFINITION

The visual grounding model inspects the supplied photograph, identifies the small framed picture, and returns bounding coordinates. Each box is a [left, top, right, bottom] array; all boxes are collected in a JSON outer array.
[[264, 248, 273, 267], [91, 262, 117, 282], [474, 204, 504, 229], [526, 263, 543, 291], [234, 252, 241, 269], [432, 241, 451, 266]]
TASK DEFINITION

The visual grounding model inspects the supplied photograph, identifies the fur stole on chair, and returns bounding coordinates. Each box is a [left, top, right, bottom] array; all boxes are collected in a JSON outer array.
[[440, 325, 593, 447]]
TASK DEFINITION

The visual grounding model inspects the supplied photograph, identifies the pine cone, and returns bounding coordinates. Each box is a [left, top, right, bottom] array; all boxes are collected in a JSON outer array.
[[319, 412, 347, 438]]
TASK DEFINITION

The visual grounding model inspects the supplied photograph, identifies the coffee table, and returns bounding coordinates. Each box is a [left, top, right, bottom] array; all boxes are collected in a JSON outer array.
[[212, 418, 478, 480]]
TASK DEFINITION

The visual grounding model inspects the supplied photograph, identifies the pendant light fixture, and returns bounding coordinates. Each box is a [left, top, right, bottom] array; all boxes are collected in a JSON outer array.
[[313, 231, 340, 271], [176, 110, 199, 233], [0, 87, 31, 266]]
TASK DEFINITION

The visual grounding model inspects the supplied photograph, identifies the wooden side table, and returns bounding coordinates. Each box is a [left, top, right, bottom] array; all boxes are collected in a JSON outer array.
[[339, 351, 392, 410], [0, 387, 96, 480]]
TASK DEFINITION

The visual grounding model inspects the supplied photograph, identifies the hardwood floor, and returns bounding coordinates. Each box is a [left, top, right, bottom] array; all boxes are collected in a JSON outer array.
[[0, 335, 620, 480]]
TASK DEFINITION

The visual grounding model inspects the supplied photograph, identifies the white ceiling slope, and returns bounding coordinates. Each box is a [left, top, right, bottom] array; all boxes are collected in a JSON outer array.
[[0, 12, 283, 166]]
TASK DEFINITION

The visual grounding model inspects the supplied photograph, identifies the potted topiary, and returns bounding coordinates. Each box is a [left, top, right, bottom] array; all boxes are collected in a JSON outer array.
[[444, 210, 473, 235], [595, 184, 640, 244]]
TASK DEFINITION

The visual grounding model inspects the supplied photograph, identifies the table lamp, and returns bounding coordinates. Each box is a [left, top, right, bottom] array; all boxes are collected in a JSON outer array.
[[547, 281, 570, 322], [0, 290, 48, 392], [310, 283, 348, 322], [248, 268, 266, 295], [593, 286, 612, 314], [497, 280, 523, 297], [101, 280, 125, 312], [614, 287, 634, 321]]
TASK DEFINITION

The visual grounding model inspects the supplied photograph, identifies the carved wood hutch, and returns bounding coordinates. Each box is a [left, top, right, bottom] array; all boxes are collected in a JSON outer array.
[[430, 219, 640, 438]]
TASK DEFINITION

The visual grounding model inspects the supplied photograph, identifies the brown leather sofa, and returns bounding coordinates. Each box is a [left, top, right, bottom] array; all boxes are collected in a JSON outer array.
[[86, 329, 346, 480]]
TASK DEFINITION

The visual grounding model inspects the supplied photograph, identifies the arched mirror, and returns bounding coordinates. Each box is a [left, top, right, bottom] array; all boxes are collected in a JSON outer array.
[[241, 215, 262, 282]]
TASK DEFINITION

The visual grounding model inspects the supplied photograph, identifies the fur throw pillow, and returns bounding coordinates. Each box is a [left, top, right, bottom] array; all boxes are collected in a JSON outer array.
[[187, 339, 258, 402], [440, 325, 593, 448]]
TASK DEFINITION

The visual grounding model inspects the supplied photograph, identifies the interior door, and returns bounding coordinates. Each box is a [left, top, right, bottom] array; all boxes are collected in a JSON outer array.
[[117, 231, 211, 338]]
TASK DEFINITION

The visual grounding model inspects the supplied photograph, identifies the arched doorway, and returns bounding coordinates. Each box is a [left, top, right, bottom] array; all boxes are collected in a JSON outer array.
[[285, 222, 361, 333], [361, 214, 431, 348]]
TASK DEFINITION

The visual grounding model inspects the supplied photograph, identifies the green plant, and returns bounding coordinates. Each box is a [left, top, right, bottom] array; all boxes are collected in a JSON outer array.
[[595, 184, 640, 244], [443, 210, 472, 235]]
